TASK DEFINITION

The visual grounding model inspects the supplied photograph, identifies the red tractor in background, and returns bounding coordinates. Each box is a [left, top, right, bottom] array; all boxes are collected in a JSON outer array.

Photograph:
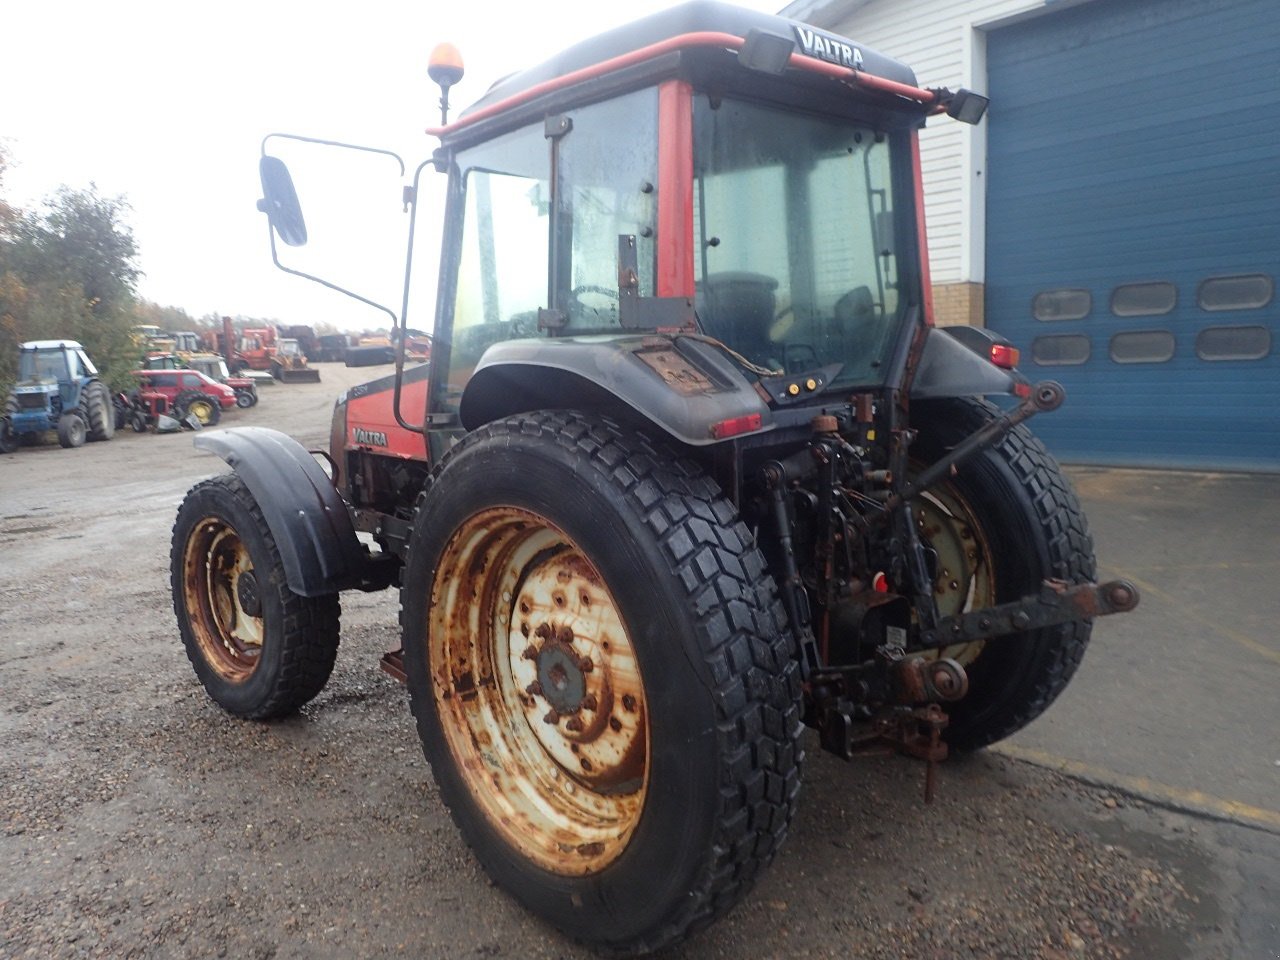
[[171, 4, 1139, 954]]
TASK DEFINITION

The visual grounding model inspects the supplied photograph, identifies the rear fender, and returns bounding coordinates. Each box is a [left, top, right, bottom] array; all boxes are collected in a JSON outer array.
[[458, 337, 773, 446], [909, 326, 1028, 399], [193, 427, 365, 597]]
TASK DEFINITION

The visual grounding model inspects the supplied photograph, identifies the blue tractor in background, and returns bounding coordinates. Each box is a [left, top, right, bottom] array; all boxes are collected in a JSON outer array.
[[0, 340, 116, 452]]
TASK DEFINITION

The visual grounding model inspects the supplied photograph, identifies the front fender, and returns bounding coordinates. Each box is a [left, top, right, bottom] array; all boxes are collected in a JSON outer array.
[[194, 427, 364, 597], [459, 336, 774, 446]]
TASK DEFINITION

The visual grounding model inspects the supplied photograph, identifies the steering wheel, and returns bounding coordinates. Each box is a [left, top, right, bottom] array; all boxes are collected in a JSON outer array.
[[569, 284, 620, 324]]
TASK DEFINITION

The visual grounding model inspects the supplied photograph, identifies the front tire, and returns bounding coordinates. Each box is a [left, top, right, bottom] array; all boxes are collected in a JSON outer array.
[[171, 474, 341, 719], [912, 397, 1096, 751], [401, 412, 802, 954], [56, 412, 86, 448]]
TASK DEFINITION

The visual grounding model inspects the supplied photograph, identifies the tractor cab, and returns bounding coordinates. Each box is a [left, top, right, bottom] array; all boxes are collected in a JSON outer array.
[[254, 2, 1000, 465]]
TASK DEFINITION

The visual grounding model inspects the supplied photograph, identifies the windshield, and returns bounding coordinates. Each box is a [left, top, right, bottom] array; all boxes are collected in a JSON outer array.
[[19, 349, 70, 382], [693, 95, 910, 386]]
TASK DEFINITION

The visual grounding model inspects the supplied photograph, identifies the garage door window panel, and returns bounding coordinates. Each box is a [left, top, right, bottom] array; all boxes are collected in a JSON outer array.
[[1032, 334, 1090, 366], [1109, 330, 1175, 364], [1197, 274, 1273, 312], [1032, 288, 1091, 322], [1195, 325, 1271, 361], [1110, 282, 1177, 317]]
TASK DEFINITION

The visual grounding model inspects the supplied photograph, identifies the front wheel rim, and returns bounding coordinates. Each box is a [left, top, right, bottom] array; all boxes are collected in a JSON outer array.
[[182, 517, 264, 682], [428, 506, 649, 876]]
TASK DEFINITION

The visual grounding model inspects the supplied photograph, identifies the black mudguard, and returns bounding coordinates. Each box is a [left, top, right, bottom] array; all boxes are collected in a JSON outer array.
[[194, 427, 365, 597], [459, 335, 774, 446], [910, 326, 1028, 399]]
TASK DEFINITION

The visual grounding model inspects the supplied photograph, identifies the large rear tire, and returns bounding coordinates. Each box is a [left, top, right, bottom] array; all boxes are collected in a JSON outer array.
[[171, 474, 341, 719], [84, 381, 115, 441], [175, 390, 221, 427], [400, 412, 803, 954], [911, 397, 1096, 751]]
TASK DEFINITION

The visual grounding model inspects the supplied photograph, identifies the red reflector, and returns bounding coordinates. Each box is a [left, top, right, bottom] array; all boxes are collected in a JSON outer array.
[[1013, 382, 1032, 399], [990, 344, 1020, 368], [710, 413, 763, 439], [872, 572, 889, 593]]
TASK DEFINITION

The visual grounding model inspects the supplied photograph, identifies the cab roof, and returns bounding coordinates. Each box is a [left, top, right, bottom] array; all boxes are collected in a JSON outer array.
[[458, 0, 917, 121], [21, 340, 84, 351]]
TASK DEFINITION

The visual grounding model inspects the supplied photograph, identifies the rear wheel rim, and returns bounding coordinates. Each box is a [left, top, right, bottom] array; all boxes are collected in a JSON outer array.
[[182, 517, 264, 682], [914, 482, 995, 665], [188, 399, 215, 424], [428, 506, 649, 876]]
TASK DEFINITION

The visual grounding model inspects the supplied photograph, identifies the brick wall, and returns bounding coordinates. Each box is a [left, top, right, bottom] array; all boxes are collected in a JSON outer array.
[[932, 281, 985, 327]]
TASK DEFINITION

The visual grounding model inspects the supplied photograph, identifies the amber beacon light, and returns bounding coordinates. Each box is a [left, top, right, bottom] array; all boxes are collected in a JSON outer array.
[[428, 43, 466, 126]]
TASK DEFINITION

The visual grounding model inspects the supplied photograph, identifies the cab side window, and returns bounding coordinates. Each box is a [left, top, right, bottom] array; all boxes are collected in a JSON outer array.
[[445, 124, 550, 411]]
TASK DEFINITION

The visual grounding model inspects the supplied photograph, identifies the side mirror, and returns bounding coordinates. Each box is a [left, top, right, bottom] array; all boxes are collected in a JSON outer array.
[[257, 156, 308, 247]]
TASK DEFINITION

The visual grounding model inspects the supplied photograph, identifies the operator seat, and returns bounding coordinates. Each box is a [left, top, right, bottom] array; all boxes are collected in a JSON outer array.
[[832, 285, 879, 360], [695, 272, 781, 369]]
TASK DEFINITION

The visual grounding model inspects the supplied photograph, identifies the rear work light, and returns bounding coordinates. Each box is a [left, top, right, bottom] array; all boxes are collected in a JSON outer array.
[[990, 344, 1020, 369]]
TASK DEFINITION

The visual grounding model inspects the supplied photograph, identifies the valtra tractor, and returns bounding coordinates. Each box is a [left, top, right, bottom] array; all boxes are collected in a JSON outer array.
[[171, 4, 1139, 953]]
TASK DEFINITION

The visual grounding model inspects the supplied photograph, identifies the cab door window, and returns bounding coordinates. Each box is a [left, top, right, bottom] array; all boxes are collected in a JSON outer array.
[[554, 88, 659, 331], [445, 124, 550, 410]]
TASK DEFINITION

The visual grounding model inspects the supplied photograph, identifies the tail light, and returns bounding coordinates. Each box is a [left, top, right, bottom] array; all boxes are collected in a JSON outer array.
[[990, 344, 1020, 369]]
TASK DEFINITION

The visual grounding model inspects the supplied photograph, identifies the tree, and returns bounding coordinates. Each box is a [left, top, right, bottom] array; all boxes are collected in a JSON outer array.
[[0, 172, 142, 390]]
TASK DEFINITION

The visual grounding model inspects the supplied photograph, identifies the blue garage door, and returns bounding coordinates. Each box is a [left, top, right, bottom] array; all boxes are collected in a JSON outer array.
[[985, 0, 1280, 471]]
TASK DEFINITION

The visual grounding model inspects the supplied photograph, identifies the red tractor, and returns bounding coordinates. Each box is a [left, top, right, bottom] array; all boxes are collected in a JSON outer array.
[[171, 6, 1138, 954]]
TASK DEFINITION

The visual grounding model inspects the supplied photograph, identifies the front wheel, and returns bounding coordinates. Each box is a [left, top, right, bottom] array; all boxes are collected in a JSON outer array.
[[171, 473, 341, 718], [235, 390, 254, 409], [56, 412, 86, 448], [0, 417, 17, 454], [911, 397, 1096, 751], [400, 412, 802, 954]]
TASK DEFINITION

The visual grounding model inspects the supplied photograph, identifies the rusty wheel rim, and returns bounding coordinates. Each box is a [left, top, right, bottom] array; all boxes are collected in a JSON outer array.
[[429, 507, 649, 876], [182, 517, 264, 683], [914, 482, 995, 665]]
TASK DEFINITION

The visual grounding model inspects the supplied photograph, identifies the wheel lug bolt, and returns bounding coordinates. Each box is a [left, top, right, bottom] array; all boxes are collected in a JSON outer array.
[[558, 625, 574, 643], [535, 623, 552, 640], [580, 694, 597, 711], [543, 709, 560, 725], [522, 645, 537, 660], [579, 657, 593, 673], [526, 681, 543, 696], [564, 717, 584, 733]]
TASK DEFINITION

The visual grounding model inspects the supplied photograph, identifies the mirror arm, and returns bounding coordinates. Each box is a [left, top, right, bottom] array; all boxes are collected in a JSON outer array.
[[260, 134, 406, 176]]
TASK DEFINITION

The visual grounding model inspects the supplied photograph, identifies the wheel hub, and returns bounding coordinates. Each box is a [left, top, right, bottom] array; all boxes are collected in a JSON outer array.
[[236, 570, 262, 618], [533, 634, 587, 716]]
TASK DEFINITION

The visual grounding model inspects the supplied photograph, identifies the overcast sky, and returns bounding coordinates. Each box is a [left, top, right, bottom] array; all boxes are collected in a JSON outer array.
[[3, 0, 786, 331]]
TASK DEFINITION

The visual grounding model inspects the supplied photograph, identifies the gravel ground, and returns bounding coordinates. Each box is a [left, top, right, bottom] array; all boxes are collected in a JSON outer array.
[[0, 366, 1246, 958]]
